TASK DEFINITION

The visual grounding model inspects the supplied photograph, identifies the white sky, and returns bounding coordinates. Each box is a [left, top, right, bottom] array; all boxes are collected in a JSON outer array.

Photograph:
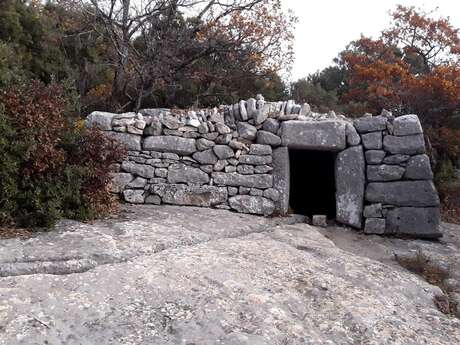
[[284, 0, 460, 80]]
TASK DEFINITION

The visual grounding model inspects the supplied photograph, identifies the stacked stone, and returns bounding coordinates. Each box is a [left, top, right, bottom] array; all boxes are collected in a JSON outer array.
[[85, 95, 306, 216], [86, 96, 441, 238], [355, 114, 440, 238]]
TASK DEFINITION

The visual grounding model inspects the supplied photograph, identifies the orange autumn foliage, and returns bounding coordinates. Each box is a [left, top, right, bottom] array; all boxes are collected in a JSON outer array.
[[340, 6, 460, 129]]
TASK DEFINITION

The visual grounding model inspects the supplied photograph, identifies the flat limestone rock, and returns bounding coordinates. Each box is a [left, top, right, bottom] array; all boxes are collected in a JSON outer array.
[[257, 130, 281, 146], [364, 218, 386, 234], [121, 161, 155, 179], [85, 111, 115, 131], [107, 132, 142, 151], [393, 114, 423, 136], [0, 206, 457, 344], [122, 189, 145, 203], [272, 147, 289, 215], [152, 184, 227, 207], [168, 164, 209, 185], [353, 116, 387, 133], [345, 123, 361, 146], [365, 150, 386, 164], [383, 134, 425, 155], [212, 172, 273, 189], [335, 145, 365, 228], [228, 195, 275, 215], [361, 132, 382, 150], [367, 165, 405, 181], [404, 154, 433, 180], [109, 173, 133, 193], [366, 181, 440, 207], [386, 207, 441, 238], [192, 149, 218, 165], [144, 136, 196, 155], [280, 120, 346, 151]]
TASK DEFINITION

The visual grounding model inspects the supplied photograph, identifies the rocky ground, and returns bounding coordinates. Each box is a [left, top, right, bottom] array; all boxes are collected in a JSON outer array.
[[0, 205, 459, 345]]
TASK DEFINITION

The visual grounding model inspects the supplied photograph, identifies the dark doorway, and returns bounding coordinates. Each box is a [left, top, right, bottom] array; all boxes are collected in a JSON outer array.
[[289, 149, 337, 218]]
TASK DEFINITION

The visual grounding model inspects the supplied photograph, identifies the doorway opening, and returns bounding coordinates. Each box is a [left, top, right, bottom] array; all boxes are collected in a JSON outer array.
[[288, 149, 337, 218]]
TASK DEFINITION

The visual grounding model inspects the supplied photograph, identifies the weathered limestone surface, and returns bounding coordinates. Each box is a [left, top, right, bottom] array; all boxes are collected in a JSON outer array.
[[168, 164, 209, 185], [143, 136, 196, 155], [353, 116, 387, 133], [365, 150, 386, 164], [364, 217, 386, 234], [393, 114, 423, 136], [228, 195, 275, 215], [110, 173, 133, 193], [107, 132, 142, 151], [386, 207, 441, 238], [85, 111, 115, 131], [152, 184, 227, 207], [280, 120, 346, 151], [335, 145, 365, 228], [272, 147, 290, 215], [405, 154, 433, 180], [367, 165, 405, 181], [212, 172, 272, 189], [0, 205, 458, 344], [383, 134, 425, 155], [366, 181, 440, 207]]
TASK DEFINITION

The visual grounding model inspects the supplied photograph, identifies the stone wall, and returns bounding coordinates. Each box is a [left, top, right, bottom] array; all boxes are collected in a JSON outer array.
[[85, 95, 441, 238]]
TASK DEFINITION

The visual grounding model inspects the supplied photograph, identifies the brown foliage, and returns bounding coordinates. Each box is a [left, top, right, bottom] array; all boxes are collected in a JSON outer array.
[[0, 81, 67, 176], [0, 80, 126, 227], [340, 6, 460, 123]]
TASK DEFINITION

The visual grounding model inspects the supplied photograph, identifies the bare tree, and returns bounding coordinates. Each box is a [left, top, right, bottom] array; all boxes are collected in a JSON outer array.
[[81, 0, 294, 110]]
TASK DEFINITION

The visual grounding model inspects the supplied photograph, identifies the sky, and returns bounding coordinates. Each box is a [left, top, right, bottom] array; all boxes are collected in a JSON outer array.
[[284, 0, 460, 80]]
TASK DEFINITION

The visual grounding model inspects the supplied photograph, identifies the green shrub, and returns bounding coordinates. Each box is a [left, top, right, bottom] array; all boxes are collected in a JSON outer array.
[[0, 81, 126, 228]]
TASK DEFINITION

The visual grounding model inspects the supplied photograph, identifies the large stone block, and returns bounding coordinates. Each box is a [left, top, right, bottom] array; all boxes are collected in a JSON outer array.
[[110, 173, 134, 193], [213, 145, 234, 159], [121, 161, 155, 178], [353, 116, 387, 133], [404, 154, 433, 180], [237, 122, 257, 140], [335, 145, 365, 228], [249, 144, 272, 156], [192, 149, 218, 164], [386, 207, 441, 238], [272, 147, 289, 215], [212, 172, 272, 189], [239, 154, 272, 165], [123, 189, 145, 204], [143, 136, 196, 155], [263, 118, 280, 134], [345, 123, 361, 146], [367, 165, 405, 181], [361, 132, 382, 150], [365, 150, 386, 164], [228, 195, 275, 215], [383, 134, 425, 155], [366, 181, 440, 207], [280, 120, 346, 151], [257, 131, 281, 146], [393, 115, 423, 136], [85, 111, 115, 131], [168, 164, 209, 185], [364, 218, 386, 234], [107, 132, 142, 151], [151, 184, 227, 207]]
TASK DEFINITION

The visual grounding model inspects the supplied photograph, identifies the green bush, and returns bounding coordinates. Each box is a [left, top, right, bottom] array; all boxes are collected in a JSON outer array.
[[0, 81, 126, 229]]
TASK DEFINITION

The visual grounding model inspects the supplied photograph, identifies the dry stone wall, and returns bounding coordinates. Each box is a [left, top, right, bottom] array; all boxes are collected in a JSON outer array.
[[85, 95, 441, 238]]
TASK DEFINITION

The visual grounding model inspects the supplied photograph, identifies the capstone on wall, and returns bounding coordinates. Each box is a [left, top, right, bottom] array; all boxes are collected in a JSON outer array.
[[85, 95, 441, 238]]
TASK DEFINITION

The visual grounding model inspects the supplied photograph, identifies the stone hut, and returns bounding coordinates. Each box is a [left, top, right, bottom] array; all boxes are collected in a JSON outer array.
[[85, 95, 441, 238]]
